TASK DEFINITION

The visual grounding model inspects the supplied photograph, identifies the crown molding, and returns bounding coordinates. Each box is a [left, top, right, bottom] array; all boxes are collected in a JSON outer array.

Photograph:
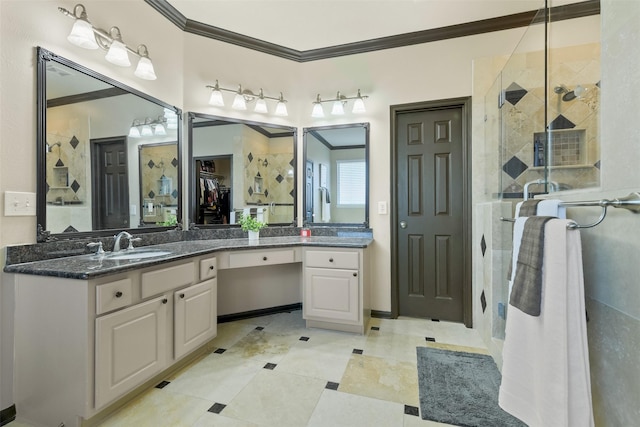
[[145, 0, 600, 63]]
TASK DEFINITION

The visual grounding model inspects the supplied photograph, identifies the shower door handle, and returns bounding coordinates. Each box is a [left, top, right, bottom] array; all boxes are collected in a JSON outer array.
[[400, 221, 407, 229]]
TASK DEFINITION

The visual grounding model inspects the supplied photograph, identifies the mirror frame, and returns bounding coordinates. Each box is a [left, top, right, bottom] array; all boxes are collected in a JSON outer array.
[[302, 122, 370, 228], [36, 47, 183, 241], [187, 111, 298, 229]]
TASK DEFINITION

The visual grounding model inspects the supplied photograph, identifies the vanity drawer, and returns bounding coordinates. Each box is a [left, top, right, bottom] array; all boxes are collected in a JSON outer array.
[[228, 249, 296, 269], [141, 262, 195, 299], [305, 250, 359, 270], [96, 278, 133, 315], [199, 257, 217, 281]]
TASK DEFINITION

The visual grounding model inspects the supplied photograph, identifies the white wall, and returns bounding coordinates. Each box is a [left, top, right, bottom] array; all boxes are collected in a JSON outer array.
[[0, 0, 541, 414]]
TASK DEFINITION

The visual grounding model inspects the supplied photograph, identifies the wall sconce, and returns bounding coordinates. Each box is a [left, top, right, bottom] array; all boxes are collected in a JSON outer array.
[[311, 90, 368, 118], [206, 81, 288, 116], [128, 116, 168, 138], [58, 4, 157, 80]]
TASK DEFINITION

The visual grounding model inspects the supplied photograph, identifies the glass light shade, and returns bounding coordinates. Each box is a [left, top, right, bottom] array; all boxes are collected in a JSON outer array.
[[105, 40, 131, 67], [254, 98, 268, 114], [352, 97, 366, 113], [134, 57, 157, 80], [331, 101, 345, 115], [311, 103, 324, 118], [274, 101, 288, 116], [154, 123, 167, 136], [67, 19, 98, 49], [232, 93, 247, 110], [208, 89, 225, 106], [140, 124, 153, 136], [166, 118, 178, 130], [128, 126, 141, 138]]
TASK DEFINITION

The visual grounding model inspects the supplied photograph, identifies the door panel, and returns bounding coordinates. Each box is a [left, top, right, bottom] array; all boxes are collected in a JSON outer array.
[[92, 137, 129, 230], [397, 107, 464, 321]]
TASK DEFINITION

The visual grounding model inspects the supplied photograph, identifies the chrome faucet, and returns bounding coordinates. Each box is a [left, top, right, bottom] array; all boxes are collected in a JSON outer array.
[[113, 231, 134, 252]]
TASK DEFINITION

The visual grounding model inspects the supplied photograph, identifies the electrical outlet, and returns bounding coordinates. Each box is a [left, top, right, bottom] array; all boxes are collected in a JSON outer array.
[[377, 201, 388, 215], [4, 191, 37, 216]]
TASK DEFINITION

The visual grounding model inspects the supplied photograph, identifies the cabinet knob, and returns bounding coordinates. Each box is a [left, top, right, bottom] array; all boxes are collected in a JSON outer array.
[[353, 272, 357, 277], [209, 265, 214, 270], [180, 293, 185, 299], [162, 298, 168, 304], [329, 258, 334, 262], [263, 256, 268, 261], [115, 291, 123, 298]]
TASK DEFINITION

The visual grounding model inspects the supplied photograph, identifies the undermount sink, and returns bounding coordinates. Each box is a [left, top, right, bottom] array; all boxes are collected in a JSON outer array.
[[107, 250, 172, 260]]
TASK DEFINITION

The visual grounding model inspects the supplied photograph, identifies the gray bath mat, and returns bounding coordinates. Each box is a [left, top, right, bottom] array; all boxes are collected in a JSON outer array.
[[416, 346, 526, 427]]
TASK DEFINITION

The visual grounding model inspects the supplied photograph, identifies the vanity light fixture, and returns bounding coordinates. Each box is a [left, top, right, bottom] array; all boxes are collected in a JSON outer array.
[[59, 4, 157, 80], [206, 81, 288, 116], [311, 90, 368, 118], [128, 116, 169, 138]]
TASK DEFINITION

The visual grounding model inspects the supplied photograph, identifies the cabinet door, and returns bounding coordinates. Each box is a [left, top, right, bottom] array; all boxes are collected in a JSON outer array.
[[304, 268, 360, 323], [95, 295, 168, 409], [174, 279, 217, 359]]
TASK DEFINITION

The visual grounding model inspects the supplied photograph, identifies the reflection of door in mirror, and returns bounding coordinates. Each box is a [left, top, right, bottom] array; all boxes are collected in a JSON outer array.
[[189, 113, 297, 226], [40, 49, 181, 236], [195, 156, 232, 224], [303, 123, 369, 226], [139, 142, 179, 226]]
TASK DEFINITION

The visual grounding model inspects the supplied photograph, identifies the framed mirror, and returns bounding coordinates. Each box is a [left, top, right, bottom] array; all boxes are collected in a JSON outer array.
[[36, 47, 182, 240], [303, 123, 369, 227], [187, 112, 297, 227]]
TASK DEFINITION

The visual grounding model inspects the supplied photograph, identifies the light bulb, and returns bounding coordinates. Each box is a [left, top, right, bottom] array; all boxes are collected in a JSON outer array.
[[134, 57, 157, 80], [105, 40, 130, 67]]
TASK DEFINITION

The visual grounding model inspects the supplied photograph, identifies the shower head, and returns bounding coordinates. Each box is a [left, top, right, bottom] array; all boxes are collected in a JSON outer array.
[[554, 84, 586, 102]]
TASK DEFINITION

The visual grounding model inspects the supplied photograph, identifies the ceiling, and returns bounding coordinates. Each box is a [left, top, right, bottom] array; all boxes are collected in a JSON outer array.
[[164, 0, 582, 51]]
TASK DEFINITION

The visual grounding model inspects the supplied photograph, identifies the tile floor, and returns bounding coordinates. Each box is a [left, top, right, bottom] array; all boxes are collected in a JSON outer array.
[[8, 310, 489, 427]]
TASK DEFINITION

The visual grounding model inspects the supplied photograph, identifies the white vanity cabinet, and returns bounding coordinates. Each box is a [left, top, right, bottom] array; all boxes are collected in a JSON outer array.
[[303, 247, 370, 334], [12, 255, 218, 427]]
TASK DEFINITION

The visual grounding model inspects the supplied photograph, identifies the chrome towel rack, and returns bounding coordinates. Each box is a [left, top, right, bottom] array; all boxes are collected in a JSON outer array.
[[500, 192, 640, 229]]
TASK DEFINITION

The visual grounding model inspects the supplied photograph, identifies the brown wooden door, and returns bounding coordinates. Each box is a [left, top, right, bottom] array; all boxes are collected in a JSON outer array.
[[92, 137, 129, 230], [396, 107, 464, 322]]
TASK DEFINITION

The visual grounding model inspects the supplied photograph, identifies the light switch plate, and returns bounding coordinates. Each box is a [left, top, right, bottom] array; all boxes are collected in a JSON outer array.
[[4, 191, 37, 216], [377, 201, 388, 215]]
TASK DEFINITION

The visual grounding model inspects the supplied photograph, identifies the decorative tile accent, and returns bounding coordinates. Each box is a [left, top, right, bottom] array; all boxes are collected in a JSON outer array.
[[594, 160, 601, 169], [505, 82, 528, 106], [481, 290, 487, 313], [213, 348, 226, 354], [171, 189, 178, 199], [155, 380, 170, 389], [276, 174, 284, 183], [404, 405, 420, 416], [147, 160, 155, 169], [425, 337, 436, 342], [502, 156, 528, 179], [208, 403, 226, 414], [548, 114, 576, 130], [70, 180, 80, 193], [63, 225, 78, 233], [264, 189, 269, 197], [255, 326, 264, 331], [352, 349, 364, 354], [481, 234, 487, 257], [325, 381, 339, 390], [264, 363, 277, 370], [55, 159, 64, 167], [248, 187, 254, 196], [148, 191, 155, 199], [431, 319, 440, 322], [69, 135, 80, 149], [289, 189, 294, 198], [299, 336, 309, 341], [171, 157, 178, 167], [247, 152, 253, 162], [371, 326, 380, 331]]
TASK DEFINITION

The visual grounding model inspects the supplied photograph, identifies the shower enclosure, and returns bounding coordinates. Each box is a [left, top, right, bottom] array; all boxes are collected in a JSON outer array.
[[483, 0, 601, 340]]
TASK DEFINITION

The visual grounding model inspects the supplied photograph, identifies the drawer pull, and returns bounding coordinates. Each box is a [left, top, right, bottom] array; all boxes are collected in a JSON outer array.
[[114, 291, 123, 298], [353, 272, 358, 277], [329, 258, 334, 262], [209, 265, 215, 270], [162, 298, 168, 304], [180, 293, 185, 299], [263, 256, 268, 261]]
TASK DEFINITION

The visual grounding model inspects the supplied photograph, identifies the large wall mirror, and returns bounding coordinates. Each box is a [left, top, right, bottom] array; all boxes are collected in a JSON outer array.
[[303, 123, 369, 227], [188, 112, 297, 227], [36, 47, 182, 240]]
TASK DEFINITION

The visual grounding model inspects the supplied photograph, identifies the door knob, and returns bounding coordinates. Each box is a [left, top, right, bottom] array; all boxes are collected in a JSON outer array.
[[400, 221, 407, 229]]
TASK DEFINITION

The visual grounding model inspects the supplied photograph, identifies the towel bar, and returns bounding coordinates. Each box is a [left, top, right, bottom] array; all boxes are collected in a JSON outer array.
[[500, 192, 640, 229]]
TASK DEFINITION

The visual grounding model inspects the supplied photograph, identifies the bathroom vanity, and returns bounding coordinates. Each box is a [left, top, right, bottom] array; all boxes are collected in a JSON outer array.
[[5, 236, 371, 427]]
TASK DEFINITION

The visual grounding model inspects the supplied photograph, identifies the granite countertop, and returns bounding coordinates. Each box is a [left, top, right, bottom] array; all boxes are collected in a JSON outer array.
[[3, 236, 372, 280]]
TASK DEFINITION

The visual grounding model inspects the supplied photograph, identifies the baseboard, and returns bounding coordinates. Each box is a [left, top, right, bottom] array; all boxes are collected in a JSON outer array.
[[0, 404, 16, 426], [218, 303, 302, 323], [371, 310, 393, 319]]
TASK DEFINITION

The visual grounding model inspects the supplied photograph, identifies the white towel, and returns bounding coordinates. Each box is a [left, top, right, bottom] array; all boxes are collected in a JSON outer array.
[[499, 219, 594, 427], [514, 199, 566, 219], [320, 187, 331, 222]]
